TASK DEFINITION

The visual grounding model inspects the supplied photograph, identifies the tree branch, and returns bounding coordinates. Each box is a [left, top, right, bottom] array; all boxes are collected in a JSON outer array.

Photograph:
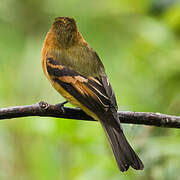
[[0, 101, 179, 128]]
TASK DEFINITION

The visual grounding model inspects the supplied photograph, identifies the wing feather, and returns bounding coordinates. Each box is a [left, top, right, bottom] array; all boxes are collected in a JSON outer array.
[[46, 57, 113, 112]]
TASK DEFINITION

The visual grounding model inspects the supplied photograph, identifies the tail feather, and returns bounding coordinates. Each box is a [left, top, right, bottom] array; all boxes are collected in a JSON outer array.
[[99, 116, 144, 172]]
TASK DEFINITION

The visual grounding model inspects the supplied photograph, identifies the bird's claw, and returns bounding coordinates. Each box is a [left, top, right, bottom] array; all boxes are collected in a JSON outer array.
[[55, 101, 68, 114]]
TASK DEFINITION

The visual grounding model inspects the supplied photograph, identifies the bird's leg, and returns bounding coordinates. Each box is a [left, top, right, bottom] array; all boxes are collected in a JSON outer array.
[[55, 101, 68, 113]]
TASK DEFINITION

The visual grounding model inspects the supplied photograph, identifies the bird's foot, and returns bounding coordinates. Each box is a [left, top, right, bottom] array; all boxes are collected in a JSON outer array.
[[55, 101, 68, 114]]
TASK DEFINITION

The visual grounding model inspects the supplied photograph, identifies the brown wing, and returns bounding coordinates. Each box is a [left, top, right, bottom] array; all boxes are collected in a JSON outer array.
[[46, 57, 116, 114], [46, 57, 144, 172], [101, 75, 118, 111]]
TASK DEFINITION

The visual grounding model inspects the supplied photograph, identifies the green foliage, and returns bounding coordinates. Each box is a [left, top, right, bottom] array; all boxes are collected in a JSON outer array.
[[0, 0, 179, 179]]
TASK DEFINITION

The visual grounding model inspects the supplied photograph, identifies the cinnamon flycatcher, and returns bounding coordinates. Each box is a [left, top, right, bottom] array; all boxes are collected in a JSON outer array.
[[42, 17, 144, 172]]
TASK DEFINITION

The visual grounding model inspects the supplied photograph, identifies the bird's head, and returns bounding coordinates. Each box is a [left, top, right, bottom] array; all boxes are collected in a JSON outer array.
[[51, 17, 78, 46], [53, 17, 77, 32]]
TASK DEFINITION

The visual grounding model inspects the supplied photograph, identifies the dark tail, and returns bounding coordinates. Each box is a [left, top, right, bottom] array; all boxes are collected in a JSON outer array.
[[99, 114, 144, 172]]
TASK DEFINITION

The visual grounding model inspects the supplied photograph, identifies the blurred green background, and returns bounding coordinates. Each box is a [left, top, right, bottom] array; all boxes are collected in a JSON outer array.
[[0, 0, 180, 179]]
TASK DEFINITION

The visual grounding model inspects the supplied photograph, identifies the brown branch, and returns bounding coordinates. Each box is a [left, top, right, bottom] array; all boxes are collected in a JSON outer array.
[[0, 101, 179, 128]]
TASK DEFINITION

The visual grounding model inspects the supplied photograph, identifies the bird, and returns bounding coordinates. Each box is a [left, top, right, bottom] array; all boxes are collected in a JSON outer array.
[[41, 16, 144, 172]]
